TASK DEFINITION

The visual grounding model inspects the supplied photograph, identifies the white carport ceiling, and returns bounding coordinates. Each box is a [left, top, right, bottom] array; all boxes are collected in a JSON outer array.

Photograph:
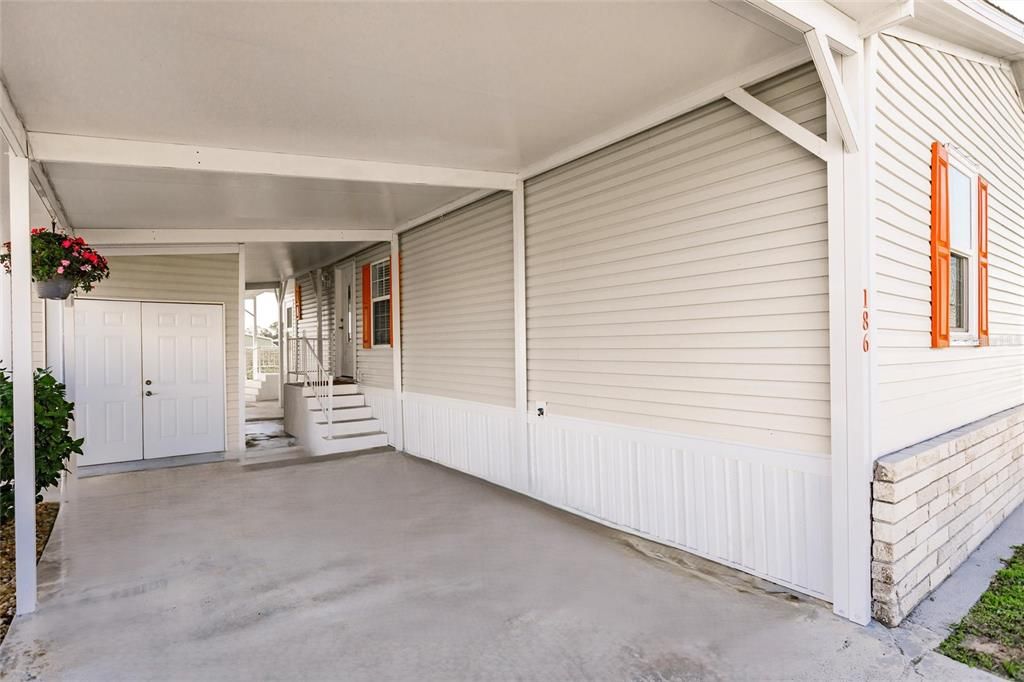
[[1, 1, 807, 281], [244, 241, 372, 284]]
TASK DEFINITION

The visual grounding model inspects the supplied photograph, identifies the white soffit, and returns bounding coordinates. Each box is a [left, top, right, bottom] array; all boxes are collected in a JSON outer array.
[[2, 1, 800, 172], [42, 163, 472, 230], [245, 241, 373, 283]]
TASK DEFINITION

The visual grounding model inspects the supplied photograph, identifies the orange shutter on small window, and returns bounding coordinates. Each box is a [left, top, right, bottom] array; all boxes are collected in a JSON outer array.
[[388, 256, 396, 347], [295, 284, 303, 321], [362, 264, 372, 349], [978, 176, 990, 347], [931, 142, 951, 349]]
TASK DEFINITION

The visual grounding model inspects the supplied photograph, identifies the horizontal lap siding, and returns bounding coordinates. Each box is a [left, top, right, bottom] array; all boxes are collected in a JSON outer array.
[[293, 270, 334, 373], [354, 243, 393, 389], [400, 193, 514, 406], [525, 64, 829, 455], [874, 35, 1024, 456], [83, 254, 241, 450]]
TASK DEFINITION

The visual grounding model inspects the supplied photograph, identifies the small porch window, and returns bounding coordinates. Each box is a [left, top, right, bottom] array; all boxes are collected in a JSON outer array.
[[370, 259, 391, 347]]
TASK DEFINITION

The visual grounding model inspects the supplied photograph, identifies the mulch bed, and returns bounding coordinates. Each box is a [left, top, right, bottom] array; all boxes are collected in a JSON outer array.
[[939, 544, 1024, 679], [0, 503, 60, 644]]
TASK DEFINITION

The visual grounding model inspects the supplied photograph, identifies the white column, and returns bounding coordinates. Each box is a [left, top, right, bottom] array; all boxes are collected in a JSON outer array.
[[0, 141, 11, 370], [276, 283, 285, 406], [236, 245, 246, 452], [10, 154, 36, 614], [512, 180, 528, 492], [390, 234, 404, 450], [828, 39, 874, 625]]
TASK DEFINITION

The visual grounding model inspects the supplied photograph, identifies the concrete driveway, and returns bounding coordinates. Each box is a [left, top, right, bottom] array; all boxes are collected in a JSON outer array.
[[0, 451, 987, 681]]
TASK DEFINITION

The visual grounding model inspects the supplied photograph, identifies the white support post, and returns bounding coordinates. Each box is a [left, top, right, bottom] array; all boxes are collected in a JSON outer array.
[[236, 245, 246, 453], [312, 269, 323, 363], [390, 234, 404, 450], [10, 154, 36, 614], [827, 38, 874, 625], [276, 283, 285, 407], [511, 180, 528, 492], [724, 88, 830, 161], [0, 141, 10, 371]]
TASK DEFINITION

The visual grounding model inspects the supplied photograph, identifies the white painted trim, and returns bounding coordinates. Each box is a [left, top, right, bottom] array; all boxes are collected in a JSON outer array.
[[0, 83, 27, 157], [884, 26, 1011, 69], [807, 29, 862, 154], [44, 300, 64, 380], [511, 180, 528, 490], [237, 245, 246, 451], [743, 0, 861, 54], [28, 162, 70, 231], [390, 234, 404, 450], [27, 132, 518, 190], [858, 0, 914, 38], [1013, 61, 1024, 112], [518, 46, 812, 180], [9, 154, 36, 614], [99, 244, 240, 257], [724, 87, 830, 160], [276, 283, 285, 408], [74, 228, 393, 245], [394, 190, 495, 235]]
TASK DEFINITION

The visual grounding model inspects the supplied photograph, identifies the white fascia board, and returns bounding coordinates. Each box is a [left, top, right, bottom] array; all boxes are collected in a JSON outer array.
[[27, 132, 518, 191], [724, 87, 830, 160], [858, 0, 915, 38], [519, 45, 812, 180], [744, 0, 861, 54], [99, 244, 240, 257], [75, 228, 394, 244], [806, 29, 861, 153]]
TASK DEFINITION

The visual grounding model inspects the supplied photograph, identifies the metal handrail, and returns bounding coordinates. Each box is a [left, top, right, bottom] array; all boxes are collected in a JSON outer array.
[[295, 334, 333, 438]]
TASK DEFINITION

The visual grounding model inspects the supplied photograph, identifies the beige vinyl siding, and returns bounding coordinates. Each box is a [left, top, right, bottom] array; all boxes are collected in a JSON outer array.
[[293, 270, 334, 372], [400, 193, 514, 406], [31, 294, 45, 370], [524, 63, 829, 454], [873, 35, 1024, 455], [354, 243, 393, 389], [83, 253, 241, 450]]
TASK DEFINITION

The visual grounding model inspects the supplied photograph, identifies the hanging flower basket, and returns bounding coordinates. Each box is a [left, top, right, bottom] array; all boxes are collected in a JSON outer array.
[[0, 228, 111, 300]]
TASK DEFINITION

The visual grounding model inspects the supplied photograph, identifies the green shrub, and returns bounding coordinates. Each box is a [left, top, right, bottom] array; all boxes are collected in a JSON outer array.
[[0, 368, 83, 521]]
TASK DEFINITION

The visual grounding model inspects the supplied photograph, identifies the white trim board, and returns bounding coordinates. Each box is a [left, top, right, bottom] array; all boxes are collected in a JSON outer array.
[[28, 132, 518, 191], [76, 228, 393, 245]]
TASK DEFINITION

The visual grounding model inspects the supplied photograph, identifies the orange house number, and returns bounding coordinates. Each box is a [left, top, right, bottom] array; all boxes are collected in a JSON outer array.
[[862, 289, 870, 352]]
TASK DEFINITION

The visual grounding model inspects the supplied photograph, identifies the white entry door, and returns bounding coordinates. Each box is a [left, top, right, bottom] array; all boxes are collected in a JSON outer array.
[[141, 302, 226, 459], [335, 263, 355, 378], [73, 299, 144, 465]]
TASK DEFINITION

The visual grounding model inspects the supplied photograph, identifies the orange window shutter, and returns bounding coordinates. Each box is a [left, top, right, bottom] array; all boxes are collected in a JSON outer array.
[[362, 264, 372, 349], [388, 256, 396, 347], [295, 285, 303, 321], [931, 142, 951, 349], [978, 176, 990, 347]]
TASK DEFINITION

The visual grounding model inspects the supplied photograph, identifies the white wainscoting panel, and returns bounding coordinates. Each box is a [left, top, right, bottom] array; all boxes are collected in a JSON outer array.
[[402, 392, 519, 490], [528, 415, 832, 600], [361, 386, 400, 445]]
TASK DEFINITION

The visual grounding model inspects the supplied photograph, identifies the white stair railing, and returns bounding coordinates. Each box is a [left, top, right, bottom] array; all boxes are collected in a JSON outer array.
[[295, 334, 333, 438]]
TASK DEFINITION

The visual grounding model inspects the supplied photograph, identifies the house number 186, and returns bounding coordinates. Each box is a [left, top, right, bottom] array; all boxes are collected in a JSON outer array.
[[862, 289, 870, 352]]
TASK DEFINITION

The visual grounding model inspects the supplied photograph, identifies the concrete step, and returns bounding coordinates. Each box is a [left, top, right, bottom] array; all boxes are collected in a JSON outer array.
[[314, 431, 389, 455], [306, 393, 365, 410], [313, 405, 373, 423], [309, 417, 381, 439], [300, 383, 358, 398], [239, 445, 311, 469], [246, 379, 263, 390]]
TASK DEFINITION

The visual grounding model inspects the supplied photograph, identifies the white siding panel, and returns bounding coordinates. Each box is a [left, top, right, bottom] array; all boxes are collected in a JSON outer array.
[[874, 35, 1024, 455], [81, 254, 241, 451], [525, 63, 829, 455], [31, 294, 45, 370], [400, 193, 514, 406], [354, 243, 393, 389]]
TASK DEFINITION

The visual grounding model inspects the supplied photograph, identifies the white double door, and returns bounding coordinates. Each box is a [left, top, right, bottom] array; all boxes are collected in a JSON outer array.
[[74, 299, 226, 465]]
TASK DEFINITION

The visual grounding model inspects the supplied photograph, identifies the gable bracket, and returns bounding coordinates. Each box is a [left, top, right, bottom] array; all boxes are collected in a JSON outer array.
[[806, 29, 861, 154], [725, 88, 830, 161]]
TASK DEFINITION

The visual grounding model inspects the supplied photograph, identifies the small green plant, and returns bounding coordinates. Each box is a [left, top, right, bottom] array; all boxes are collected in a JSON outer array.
[[0, 368, 83, 521]]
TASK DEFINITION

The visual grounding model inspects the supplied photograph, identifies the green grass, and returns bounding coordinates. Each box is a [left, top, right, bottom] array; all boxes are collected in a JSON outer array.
[[939, 545, 1024, 680]]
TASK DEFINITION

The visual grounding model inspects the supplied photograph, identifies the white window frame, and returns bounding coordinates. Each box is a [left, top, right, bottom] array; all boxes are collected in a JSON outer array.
[[369, 258, 391, 348], [947, 146, 981, 346]]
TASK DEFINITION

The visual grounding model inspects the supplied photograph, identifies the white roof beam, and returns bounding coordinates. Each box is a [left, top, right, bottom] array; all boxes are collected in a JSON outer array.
[[858, 0, 914, 38], [27, 132, 518, 191], [744, 0, 860, 55], [75, 228, 393, 245], [725, 87, 829, 161], [806, 29, 861, 154]]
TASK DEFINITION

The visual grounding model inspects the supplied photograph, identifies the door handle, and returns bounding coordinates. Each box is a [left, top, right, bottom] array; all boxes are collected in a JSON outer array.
[[145, 390, 155, 397]]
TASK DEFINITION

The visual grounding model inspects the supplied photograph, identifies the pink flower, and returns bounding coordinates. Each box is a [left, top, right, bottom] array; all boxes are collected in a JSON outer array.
[[56, 266, 64, 274], [61, 240, 71, 248], [80, 264, 92, 271], [60, 259, 70, 266]]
